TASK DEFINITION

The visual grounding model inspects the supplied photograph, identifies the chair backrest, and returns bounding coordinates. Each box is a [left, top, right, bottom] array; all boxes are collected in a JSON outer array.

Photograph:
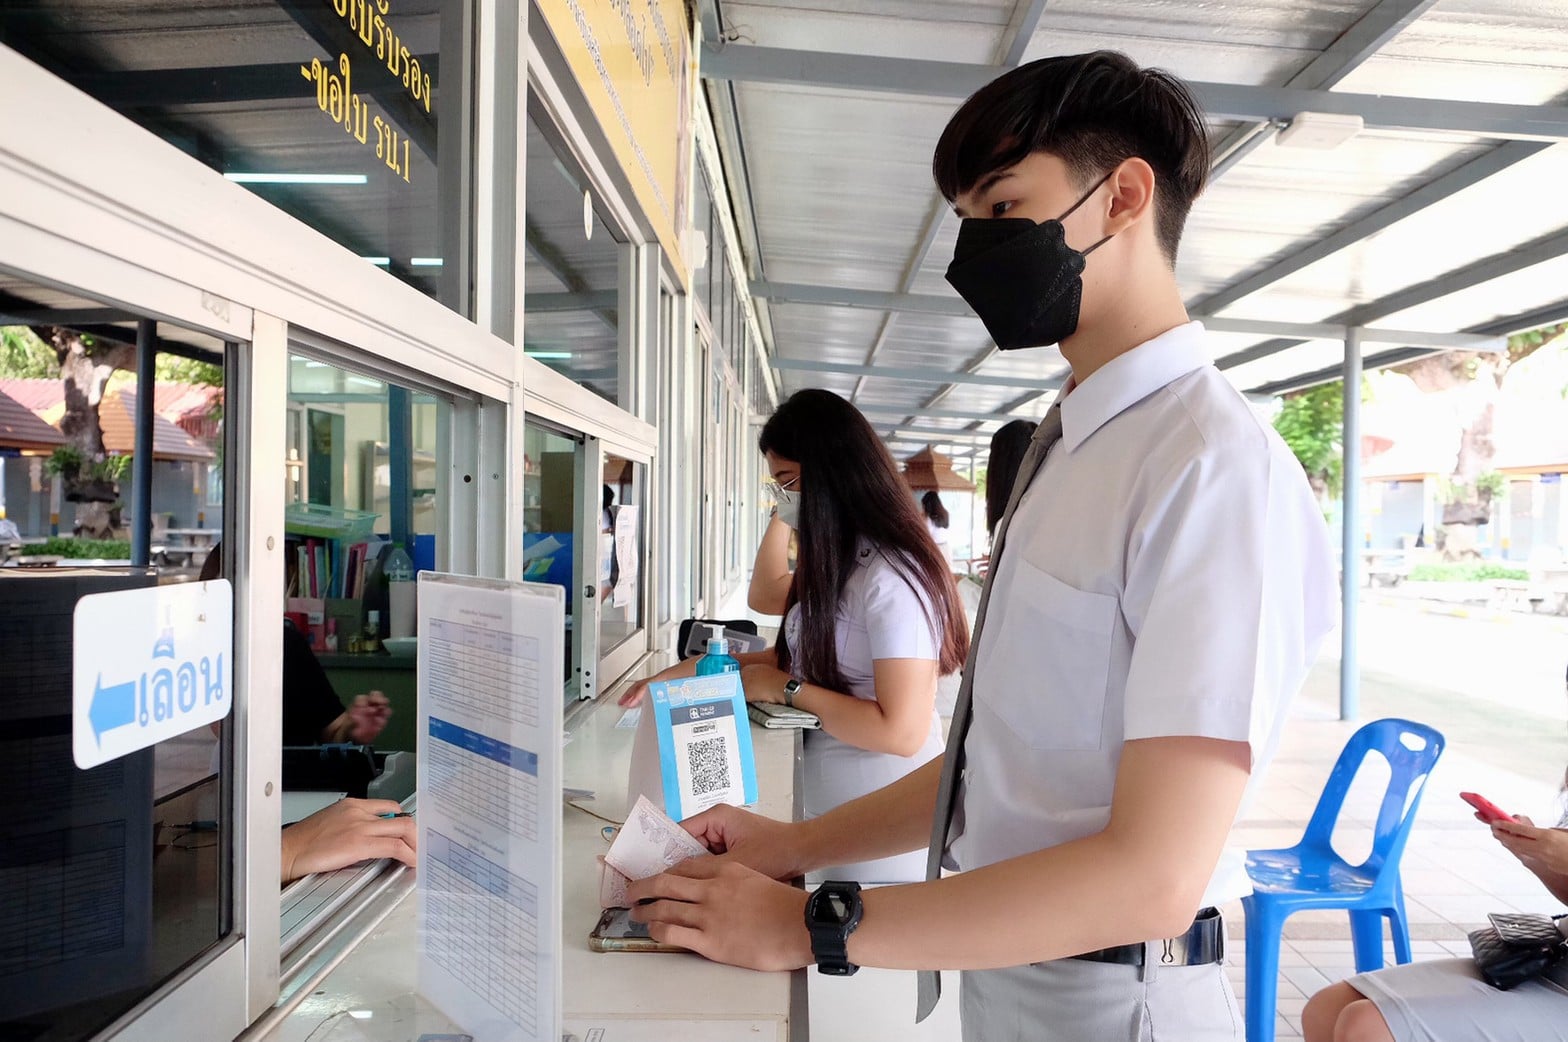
[[1300, 717, 1446, 872]]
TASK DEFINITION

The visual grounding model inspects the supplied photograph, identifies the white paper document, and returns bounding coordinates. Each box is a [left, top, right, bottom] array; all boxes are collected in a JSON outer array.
[[416, 574, 565, 1042], [604, 795, 709, 881]]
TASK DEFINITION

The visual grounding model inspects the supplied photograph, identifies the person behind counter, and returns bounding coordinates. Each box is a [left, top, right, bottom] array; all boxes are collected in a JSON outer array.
[[920, 491, 954, 573], [622, 388, 970, 883], [200, 542, 391, 746], [280, 798, 417, 883]]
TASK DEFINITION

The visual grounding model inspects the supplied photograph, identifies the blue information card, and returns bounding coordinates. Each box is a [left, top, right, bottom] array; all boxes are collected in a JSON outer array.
[[646, 672, 759, 821]]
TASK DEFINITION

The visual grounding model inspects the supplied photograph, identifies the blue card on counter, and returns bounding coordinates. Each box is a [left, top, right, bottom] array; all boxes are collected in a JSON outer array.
[[646, 672, 758, 821]]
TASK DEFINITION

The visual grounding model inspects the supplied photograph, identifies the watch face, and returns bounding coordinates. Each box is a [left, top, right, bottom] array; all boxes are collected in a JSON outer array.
[[827, 894, 848, 920]]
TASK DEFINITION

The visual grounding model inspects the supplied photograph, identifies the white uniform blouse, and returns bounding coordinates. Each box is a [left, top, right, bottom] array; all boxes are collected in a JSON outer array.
[[785, 538, 946, 883], [948, 322, 1337, 906]]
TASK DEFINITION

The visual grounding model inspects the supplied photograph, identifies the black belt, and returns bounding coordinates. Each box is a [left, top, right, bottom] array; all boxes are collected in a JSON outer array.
[[1070, 908, 1224, 967]]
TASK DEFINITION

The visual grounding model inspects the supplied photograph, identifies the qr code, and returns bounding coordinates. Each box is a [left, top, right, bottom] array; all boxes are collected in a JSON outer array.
[[687, 736, 731, 796]]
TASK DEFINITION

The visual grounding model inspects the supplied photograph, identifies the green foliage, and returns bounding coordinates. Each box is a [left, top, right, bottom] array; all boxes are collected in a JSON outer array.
[[0, 325, 57, 378], [155, 354, 224, 387], [1439, 470, 1506, 506], [1273, 382, 1343, 498], [44, 445, 130, 483], [28, 537, 133, 559], [1407, 562, 1529, 583]]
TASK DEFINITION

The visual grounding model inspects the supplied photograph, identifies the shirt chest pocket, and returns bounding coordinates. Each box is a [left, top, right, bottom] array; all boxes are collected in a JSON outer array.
[[977, 559, 1118, 751]]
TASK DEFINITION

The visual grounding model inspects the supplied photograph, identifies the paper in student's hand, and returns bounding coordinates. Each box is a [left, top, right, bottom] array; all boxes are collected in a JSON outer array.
[[597, 855, 630, 909], [605, 795, 710, 880]]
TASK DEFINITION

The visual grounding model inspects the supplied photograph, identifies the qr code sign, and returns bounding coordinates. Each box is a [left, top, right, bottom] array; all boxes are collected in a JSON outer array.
[[687, 736, 731, 796]]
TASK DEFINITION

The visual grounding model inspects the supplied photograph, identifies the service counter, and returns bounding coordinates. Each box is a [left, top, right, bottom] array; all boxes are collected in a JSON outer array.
[[249, 671, 807, 1042]]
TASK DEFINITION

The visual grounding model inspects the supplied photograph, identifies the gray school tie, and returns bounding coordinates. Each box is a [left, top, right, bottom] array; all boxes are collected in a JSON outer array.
[[916, 403, 1064, 1023]]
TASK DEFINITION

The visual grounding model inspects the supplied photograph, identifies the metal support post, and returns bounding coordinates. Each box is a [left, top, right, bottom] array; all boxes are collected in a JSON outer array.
[[1340, 328, 1363, 721], [132, 318, 156, 568]]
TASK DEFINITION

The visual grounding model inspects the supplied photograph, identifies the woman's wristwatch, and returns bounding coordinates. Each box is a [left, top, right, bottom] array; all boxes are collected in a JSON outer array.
[[782, 678, 802, 707]]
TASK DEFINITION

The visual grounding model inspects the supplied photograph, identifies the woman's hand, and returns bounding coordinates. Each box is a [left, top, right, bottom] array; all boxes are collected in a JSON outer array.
[[740, 663, 790, 704], [618, 677, 654, 707], [280, 798, 416, 883], [1492, 816, 1568, 877], [346, 691, 391, 743]]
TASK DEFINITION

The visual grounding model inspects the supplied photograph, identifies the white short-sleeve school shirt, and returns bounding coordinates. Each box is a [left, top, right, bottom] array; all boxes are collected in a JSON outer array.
[[947, 322, 1337, 906]]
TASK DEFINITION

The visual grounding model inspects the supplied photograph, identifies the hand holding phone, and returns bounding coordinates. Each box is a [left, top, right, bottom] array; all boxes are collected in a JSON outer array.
[[1460, 791, 1513, 825]]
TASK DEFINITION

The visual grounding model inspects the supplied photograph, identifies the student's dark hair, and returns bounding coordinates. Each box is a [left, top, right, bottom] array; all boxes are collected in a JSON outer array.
[[986, 420, 1037, 536], [921, 491, 950, 529], [932, 50, 1209, 264], [760, 389, 969, 690], [602, 484, 614, 510]]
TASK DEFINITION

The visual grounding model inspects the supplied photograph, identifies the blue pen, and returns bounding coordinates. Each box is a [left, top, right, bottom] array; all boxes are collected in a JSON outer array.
[[379, 811, 414, 819]]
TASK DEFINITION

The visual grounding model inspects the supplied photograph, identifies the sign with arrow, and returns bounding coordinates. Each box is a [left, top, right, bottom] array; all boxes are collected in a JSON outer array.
[[73, 579, 234, 770]]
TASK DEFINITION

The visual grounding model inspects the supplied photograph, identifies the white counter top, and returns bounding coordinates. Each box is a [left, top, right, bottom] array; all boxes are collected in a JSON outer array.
[[250, 687, 805, 1042]]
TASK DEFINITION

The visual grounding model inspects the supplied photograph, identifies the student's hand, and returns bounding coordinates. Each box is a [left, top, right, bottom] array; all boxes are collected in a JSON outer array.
[[619, 678, 653, 707], [627, 859, 812, 972], [740, 663, 790, 704], [280, 798, 416, 883], [1493, 818, 1568, 875], [347, 691, 391, 743], [679, 803, 808, 881]]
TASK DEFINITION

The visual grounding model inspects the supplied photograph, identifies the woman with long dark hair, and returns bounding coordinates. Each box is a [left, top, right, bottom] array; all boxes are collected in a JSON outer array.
[[920, 491, 954, 572], [622, 389, 969, 881]]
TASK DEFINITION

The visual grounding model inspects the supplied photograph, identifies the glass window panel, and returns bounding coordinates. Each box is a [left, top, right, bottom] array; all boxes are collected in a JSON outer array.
[[522, 420, 583, 701], [523, 109, 624, 405], [0, 277, 234, 1040], [283, 351, 448, 758], [1, 1, 472, 311], [599, 453, 643, 654]]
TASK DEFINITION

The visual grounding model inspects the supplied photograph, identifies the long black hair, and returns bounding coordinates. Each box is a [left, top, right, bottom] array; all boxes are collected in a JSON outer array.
[[760, 389, 969, 692], [986, 420, 1037, 536], [922, 491, 950, 529]]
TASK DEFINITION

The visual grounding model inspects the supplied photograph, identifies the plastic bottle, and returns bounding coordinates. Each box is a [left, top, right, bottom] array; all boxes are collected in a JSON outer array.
[[386, 543, 416, 639], [363, 609, 383, 654], [694, 624, 740, 676]]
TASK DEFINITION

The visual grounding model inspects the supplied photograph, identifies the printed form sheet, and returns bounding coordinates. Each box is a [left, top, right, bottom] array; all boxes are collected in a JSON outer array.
[[416, 574, 564, 1042]]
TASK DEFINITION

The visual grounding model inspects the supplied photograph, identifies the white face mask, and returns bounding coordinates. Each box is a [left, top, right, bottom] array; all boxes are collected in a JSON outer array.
[[770, 474, 801, 529], [773, 487, 801, 529]]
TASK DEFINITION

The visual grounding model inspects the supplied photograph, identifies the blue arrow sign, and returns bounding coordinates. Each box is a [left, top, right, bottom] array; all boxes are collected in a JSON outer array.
[[90, 674, 138, 745]]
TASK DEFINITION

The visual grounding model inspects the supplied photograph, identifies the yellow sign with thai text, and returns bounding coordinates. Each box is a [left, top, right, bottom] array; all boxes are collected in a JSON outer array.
[[535, 0, 692, 286]]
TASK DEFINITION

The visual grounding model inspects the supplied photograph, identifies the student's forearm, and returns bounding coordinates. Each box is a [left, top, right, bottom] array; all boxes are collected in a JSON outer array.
[[844, 736, 1249, 970], [746, 518, 794, 615], [320, 712, 353, 743], [1527, 863, 1568, 906], [791, 682, 930, 757], [848, 831, 1200, 970], [656, 649, 774, 683], [795, 755, 943, 871]]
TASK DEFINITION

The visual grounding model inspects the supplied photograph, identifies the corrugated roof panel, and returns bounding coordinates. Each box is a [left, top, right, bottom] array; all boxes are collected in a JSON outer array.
[[1220, 338, 1349, 392], [1373, 254, 1568, 333], [1334, 0, 1568, 105], [737, 81, 952, 289], [723, 0, 1009, 62], [1214, 142, 1568, 325]]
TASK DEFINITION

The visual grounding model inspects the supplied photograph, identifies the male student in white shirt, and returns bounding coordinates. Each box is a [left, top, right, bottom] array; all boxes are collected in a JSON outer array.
[[628, 50, 1337, 1040]]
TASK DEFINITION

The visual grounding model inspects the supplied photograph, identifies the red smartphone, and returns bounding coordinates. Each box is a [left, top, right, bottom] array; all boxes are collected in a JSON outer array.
[[1460, 791, 1513, 825]]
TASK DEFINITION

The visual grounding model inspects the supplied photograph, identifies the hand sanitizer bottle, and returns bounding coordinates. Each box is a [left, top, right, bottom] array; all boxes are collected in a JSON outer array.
[[694, 624, 739, 675]]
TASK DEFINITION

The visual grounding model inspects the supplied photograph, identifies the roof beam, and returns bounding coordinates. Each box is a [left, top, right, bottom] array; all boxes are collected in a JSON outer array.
[[772, 355, 1063, 390], [752, 279, 1505, 349], [1209, 0, 1436, 182], [854, 402, 1045, 423], [754, 280, 971, 317], [997, 0, 1053, 73], [701, 44, 1568, 142], [1214, 222, 1568, 370], [1194, 141, 1554, 316]]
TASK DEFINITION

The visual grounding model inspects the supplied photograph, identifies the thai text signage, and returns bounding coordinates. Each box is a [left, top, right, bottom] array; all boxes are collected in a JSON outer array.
[[536, 0, 692, 284], [73, 580, 234, 769]]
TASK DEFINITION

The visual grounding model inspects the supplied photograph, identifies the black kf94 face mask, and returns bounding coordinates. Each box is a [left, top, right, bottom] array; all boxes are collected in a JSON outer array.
[[944, 171, 1114, 351]]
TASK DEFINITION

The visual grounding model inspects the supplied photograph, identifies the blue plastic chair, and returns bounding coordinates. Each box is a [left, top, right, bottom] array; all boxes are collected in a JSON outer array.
[[1241, 718, 1445, 1042]]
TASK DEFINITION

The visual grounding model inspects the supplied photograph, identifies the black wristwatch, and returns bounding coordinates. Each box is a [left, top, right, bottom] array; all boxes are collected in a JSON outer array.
[[782, 677, 803, 708], [805, 881, 863, 976]]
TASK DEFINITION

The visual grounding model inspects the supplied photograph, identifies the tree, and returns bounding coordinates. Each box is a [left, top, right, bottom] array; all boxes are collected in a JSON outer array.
[[0, 325, 58, 378], [1274, 381, 1344, 500], [31, 326, 137, 538], [1393, 322, 1568, 558], [155, 353, 223, 387]]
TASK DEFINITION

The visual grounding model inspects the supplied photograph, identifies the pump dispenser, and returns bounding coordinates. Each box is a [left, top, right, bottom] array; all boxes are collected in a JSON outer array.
[[694, 624, 740, 676]]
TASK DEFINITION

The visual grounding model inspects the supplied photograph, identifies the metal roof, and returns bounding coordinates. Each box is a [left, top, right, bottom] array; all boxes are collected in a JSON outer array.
[[696, 0, 1568, 459]]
